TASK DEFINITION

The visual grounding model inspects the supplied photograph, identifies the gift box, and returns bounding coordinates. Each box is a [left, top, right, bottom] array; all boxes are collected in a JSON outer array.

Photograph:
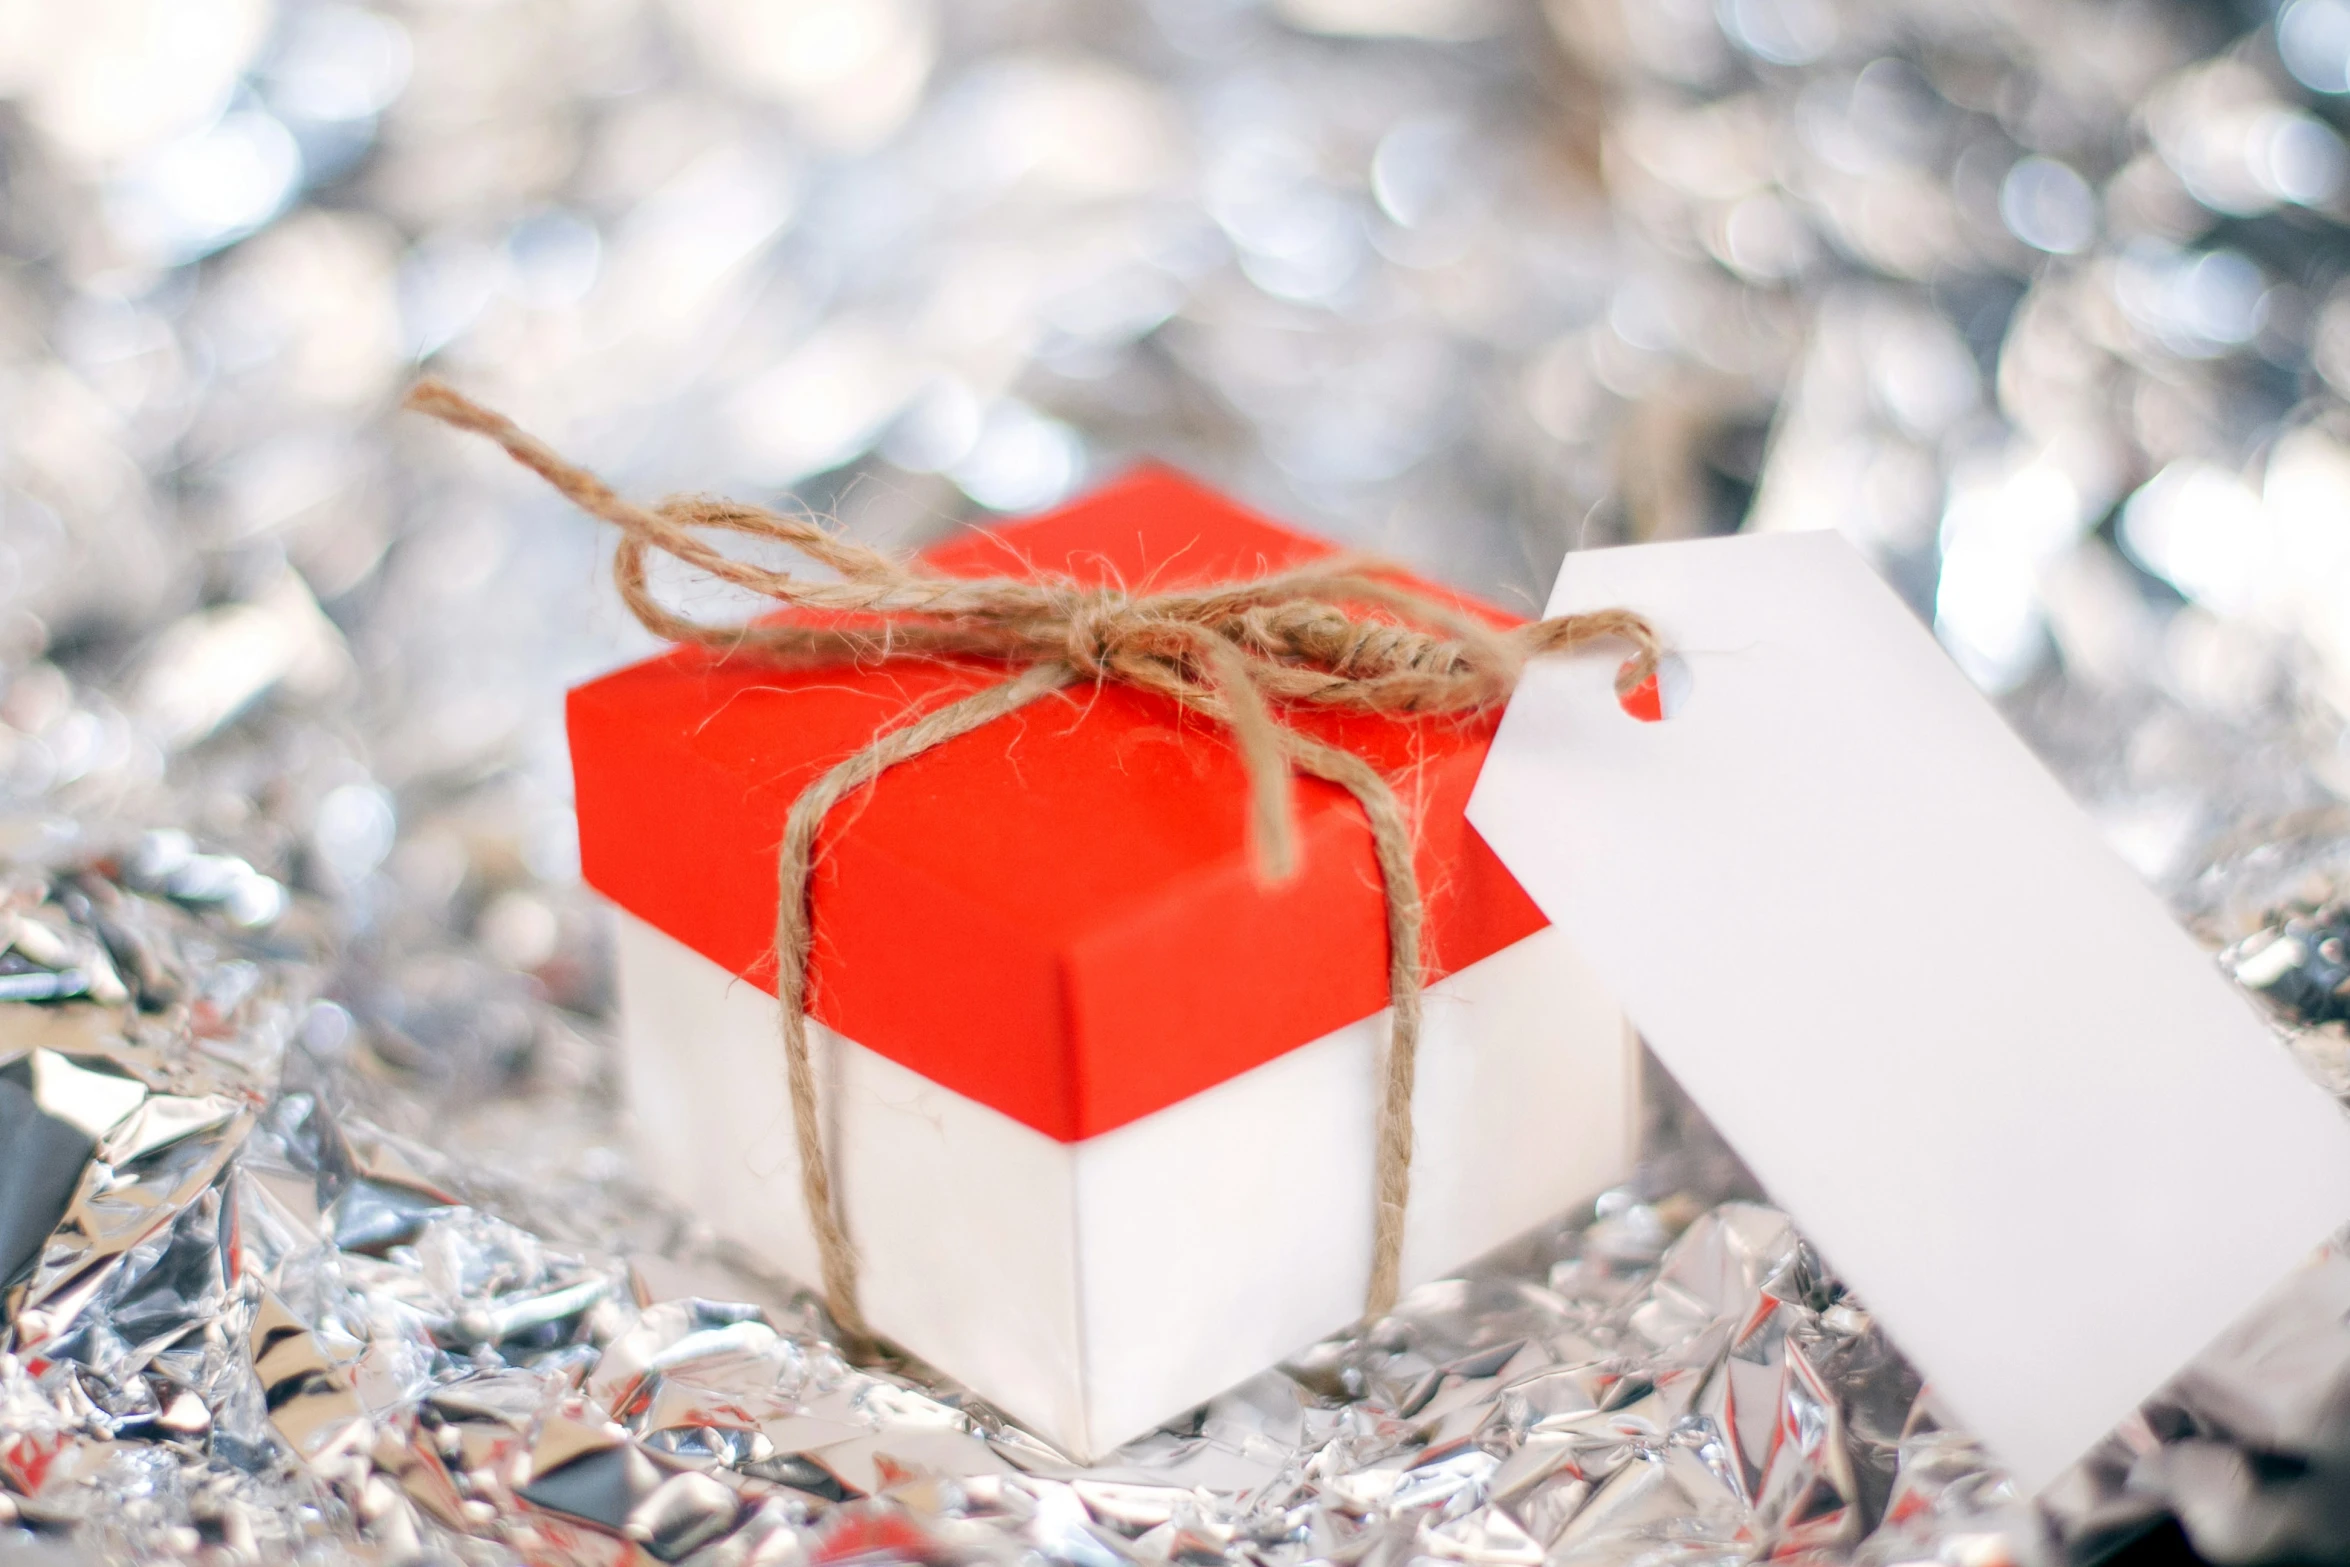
[[568, 470, 1634, 1458]]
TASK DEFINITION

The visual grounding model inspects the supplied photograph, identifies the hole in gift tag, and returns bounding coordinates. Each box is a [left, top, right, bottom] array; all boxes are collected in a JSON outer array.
[[1617, 653, 1691, 722]]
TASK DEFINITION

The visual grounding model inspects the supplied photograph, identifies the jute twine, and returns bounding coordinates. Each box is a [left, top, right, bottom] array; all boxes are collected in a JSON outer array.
[[408, 379, 1660, 1343]]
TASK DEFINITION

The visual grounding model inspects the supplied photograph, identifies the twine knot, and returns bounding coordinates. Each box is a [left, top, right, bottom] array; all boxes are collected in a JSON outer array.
[[1058, 592, 1133, 681], [406, 379, 1659, 1349]]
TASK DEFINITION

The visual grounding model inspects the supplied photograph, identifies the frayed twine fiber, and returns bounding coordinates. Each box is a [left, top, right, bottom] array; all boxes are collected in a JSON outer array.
[[407, 379, 1659, 1343]]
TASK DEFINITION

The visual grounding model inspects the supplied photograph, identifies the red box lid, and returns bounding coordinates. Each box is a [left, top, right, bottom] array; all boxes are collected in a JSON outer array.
[[569, 468, 1549, 1144]]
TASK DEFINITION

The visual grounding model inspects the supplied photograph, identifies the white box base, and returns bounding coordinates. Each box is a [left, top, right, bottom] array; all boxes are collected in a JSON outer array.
[[615, 912, 1634, 1459]]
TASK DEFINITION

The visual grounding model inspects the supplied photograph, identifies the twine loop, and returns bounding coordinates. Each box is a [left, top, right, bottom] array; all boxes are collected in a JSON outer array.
[[407, 379, 1659, 1348]]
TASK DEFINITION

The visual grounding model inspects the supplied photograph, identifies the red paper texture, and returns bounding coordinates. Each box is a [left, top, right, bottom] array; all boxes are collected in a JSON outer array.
[[569, 469, 1548, 1142]]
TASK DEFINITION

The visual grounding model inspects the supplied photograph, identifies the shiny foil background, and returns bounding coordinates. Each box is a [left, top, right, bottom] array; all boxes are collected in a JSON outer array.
[[6, 0, 2350, 1562]]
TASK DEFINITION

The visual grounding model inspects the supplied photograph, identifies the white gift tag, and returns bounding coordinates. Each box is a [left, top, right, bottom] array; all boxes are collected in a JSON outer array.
[[1468, 530, 2350, 1492]]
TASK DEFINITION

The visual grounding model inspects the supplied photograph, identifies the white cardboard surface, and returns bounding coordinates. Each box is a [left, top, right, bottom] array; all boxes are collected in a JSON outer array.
[[615, 911, 1633, 1458], [1468, 530, 2350, 1493]]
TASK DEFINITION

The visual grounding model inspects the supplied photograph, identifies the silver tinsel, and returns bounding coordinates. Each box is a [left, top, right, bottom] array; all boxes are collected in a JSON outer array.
[[5, 0, 2350, 1561]]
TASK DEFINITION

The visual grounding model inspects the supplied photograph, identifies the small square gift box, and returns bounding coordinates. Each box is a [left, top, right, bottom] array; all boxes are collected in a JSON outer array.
[[551, 463, 1637, 1458]]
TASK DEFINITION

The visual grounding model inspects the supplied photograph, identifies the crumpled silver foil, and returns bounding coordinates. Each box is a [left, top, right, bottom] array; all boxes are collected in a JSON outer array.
[[10, 849, 2350, 1567], [8, 0, 2350, 1560], [0, 852, 2034, 1566]]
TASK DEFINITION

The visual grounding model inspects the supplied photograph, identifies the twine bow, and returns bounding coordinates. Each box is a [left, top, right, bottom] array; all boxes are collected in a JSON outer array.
[[408, 380, 1659, 1342]]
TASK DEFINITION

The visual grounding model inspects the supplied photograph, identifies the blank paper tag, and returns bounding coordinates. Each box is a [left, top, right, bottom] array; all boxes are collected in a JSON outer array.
[[1468, 530, 2350, 1492]]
